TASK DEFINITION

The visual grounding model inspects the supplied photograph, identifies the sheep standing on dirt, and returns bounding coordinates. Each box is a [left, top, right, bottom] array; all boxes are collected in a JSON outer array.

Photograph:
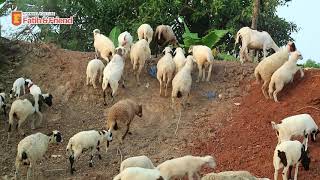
[[86, 59, 105, 89], [235, 27, 279, 63], [9, 78, 32, 99], [106, 99, 142, 144], [120, 155, 155, 172], [137, 24, 153, 44], [268, 51, 304, 102], [0, 92, 6, 118], [271, 114, 319, 145], [157, 47, 176, 97], [202, 171, 270, 180], [254, 41, 296, 98], [66, 130, 113, 174], [157, 155, 216, 180], [273, 140, 310, 180], [15, 130, 62, 180], [93, 29, 115, 62], [113, 167, 166, 180], [173, 47, 186, 73], [118, 31, 133, 59], [188, 45, 214, 82], [102, 47, 126, 105], [171, 55, 194, 112], [130, 39, 151, 85], [154, 25, 178, 57]]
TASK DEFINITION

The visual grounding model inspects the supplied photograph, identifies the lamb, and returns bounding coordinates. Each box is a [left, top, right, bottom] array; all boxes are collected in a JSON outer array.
[[235, 27, 279, 63], [113, 167, 166, 180], [86, 58, 105, 89], [188, 45, 214, 82], [156, 155, 216, 180], [9, 78, 32, 99], [171, 55, 194, 111], [15, 130, 62, 180], [137, 24, 153, 44], [157, 47, 176, 97], [268, 50, 304, 102], [173, 47, 186, 73], [154, 25, 178, 57], [202, 171, 270, 180], [254, 41, 296, 98], [102, 47, 126, 105], [273, 140, 310, 180], [0, 92, 6, 118], [130, 39, 151, 85], [120, 155, 155, 172], [66, 129, 113, 174], [271, 114, 319, 145], [8, 93, 53, 139], [118, 31, 133, 59], [93, 29, 115, 62], [106, 99, 142, 144]]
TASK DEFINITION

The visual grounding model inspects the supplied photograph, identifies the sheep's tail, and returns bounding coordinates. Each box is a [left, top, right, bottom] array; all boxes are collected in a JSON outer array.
[[235, 31, 242, 47], [8, 107, 15, 132], [177, 91, 182, 98], [254, 68, 262, 84]]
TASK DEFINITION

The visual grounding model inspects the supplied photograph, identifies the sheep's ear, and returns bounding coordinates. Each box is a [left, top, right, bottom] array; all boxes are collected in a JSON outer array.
[[47, 131, 53, 137], [271, 121, 278, 129]]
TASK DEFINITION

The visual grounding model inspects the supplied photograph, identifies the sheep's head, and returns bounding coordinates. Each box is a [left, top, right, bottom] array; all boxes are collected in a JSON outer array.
[[287, 41, 296, 52], [93, 29, 100, 36], [25, 79, 33, 87], [162, 47, 173, 55], [136, 104, 143, 117], [173, 47, 185, 56], [48, 130, 63, 143], [311, 129, 319, 142], [203, 155, 216, 169], [115, 47, 126, 57], [301, 145, 311, 171], [101, 130, 113, 142], [42, 93, 53, 106]]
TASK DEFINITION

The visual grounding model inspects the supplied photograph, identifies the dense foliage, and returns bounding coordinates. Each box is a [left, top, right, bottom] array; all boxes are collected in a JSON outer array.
[[1, 0, 298, 53], [303, 59, 320, 68]]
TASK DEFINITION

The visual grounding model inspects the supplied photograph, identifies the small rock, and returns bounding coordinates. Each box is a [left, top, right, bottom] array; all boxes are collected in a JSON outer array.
[[234, 102, 241, 106]]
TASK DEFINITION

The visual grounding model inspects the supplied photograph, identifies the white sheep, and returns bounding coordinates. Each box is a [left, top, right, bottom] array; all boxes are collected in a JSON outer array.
[[86, 58, 105, 89], [118, 31, 133, 59], [157, 47, 176, 97], [66, 129, 113, 174], [114, 167, 166, 180], [157, 155, 216, 180], [235, 27, 280, 63], [9, 78, 32, 99], [130, 39, 151, 85], [188, 45, 214, 82], [173, 47, 186, 73], [254, 41, 296, 98], [154, 25, 178, 57], [15, 130, 62, 180], [0, 92, 6, 118], [93, 29, 115, 62], [120, 155, 155, 172], [273, 140, 310, 180], [171, 55, 194, 112], [271, 114, 319, 145], [102, 47, 126, 105], [268, 51, 304, 102], [137, 24, 153, 44], [202, 171, 270, 180]]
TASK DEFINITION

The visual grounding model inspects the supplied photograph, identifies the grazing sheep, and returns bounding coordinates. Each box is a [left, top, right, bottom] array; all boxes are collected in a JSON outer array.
[[86, 59, 105, 89], [202, 171, 270, 180], [130, 39, 151, 85], [188, 45, 214, 82], [102, 47, 126, 105], [120, 155, 155, 172], [268, 51, 304, 102], [93, 29, 115, 62], [118, 31, 133, 59], [171, 55, 194, 111], [157, 47, 176, 97], [137, 24, 153, 44], [9, 78, 32, 99], [106, 99, 142, 144], [0, 92, 6, 118], [154, 25, 178, 57], [271, 114, 319, 145], [113, 167, 166, 180], [235, 27, 279, 63], [273, 140, 310, 180], [8, 93, 53, 139], [157, 155, 216, 180], [254, 41, 296, 98], [66, 130, 113, 174], [15, 130, 62, 180], [173, 47, 186, 73]]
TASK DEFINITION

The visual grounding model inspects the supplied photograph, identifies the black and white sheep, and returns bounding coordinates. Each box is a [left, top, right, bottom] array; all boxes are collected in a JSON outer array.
[[9, 78, 32, 99], [0, 92, 6, 118]]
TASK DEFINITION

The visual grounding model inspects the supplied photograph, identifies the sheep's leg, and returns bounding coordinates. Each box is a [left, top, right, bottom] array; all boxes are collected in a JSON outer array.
[[95, 48, 99, 58], [165, 74, 172, 97], [92, 72, 98, 89], [15, 160, 21, 180], [263, 45, 267, 59], [99, 70, 103, 83], [86, 75, 90, 86], [299, 67, 304, 78], [282, 166, 289, 180], [96, 145, 102, 160], [89, 147, 96, 167], [26, 162, 34, 180], [187, 171, 194, 180], [137, 65, 143, 86], [261, 80, 270, 99], [274, 169, 278, 180], [69, 150, 81, 174], [194, 172, 201, 180], [294, 163, 299, 180], [197, 64, 202, 82], [202, 66, 206, 81], [273, 83, 283, 102], [206, 63, 213, 82], [159, 80, 163, 96], [35, 111, 43, 128]]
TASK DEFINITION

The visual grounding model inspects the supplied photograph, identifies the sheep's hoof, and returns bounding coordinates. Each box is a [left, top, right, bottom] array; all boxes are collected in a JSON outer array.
[[98, 154, 102, 160], [122, 84, 125, 88], [71, 168, 76, 174], [89, 162, 93, 167]]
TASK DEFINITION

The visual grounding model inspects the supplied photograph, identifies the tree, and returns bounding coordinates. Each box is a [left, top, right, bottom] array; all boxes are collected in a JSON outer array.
[[251, 0, 260, 29]]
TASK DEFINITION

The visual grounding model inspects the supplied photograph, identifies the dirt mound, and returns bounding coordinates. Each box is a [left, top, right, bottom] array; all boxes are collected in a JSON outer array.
[[191, 69, 320, 179]]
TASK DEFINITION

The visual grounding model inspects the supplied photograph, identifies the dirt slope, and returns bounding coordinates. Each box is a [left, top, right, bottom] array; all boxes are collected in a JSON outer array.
[[0, 42, 255, 179]]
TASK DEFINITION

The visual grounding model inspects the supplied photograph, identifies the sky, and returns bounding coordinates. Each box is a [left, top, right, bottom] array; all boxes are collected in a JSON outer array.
[[276, 0, 320, 63]]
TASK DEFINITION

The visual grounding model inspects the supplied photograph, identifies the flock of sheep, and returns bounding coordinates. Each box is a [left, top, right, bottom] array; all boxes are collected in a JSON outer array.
[[0, 22, 317, 180]]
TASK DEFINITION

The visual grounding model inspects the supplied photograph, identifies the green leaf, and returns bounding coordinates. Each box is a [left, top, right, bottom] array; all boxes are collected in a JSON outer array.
[[201, 29, 229, 49], [109, 26, 121, 47]]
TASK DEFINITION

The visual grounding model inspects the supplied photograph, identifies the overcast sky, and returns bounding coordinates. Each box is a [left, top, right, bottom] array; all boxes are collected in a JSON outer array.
[[277, 0, 320, 62]]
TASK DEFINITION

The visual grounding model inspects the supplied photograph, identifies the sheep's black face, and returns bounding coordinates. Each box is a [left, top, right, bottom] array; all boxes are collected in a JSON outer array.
[[301, 147, 310, 171], [54, 131, 62, 143], [44, 94, 53, 106], [289, 42, 296, 52]]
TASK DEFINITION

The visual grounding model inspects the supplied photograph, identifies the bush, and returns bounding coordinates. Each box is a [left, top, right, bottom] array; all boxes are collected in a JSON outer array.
[[303, 59, 320, 68]]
